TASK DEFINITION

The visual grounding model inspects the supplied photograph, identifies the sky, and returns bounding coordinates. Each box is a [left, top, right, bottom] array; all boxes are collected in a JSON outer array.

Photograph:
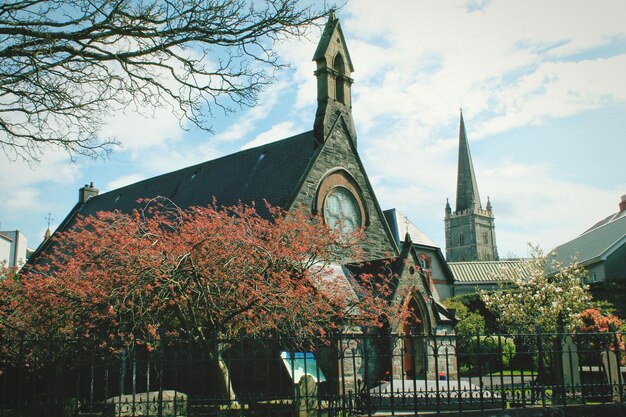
[[1, 0, 625, 259]]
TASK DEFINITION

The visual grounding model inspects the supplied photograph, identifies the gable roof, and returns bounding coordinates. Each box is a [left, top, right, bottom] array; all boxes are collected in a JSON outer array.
[[383, 209, 438, 248], [312, 13, 354, 72], [449, 260, 532, 284], [552, 212, 626, 266], [383, 209, 455, 285], [29, 131, 320, 263]]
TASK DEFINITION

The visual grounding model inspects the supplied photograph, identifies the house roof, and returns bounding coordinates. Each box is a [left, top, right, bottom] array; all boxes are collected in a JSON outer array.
[[78, 131, 319, 219], [383, 209, 438, 248], [29, 131, 321, 263], [552, 211, 626, 266], [448, 260, 532, 284]]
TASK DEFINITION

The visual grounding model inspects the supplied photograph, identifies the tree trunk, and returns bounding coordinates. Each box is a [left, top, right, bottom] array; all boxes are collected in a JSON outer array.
[[208, 342, 240, 407], [217, 352, 238, 402]]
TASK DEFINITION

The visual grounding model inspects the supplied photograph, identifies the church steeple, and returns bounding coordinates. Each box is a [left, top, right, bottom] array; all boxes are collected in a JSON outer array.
[[312, 12, 356, 144], [455, 110, 482, 212], [445, 111, 498, 262]]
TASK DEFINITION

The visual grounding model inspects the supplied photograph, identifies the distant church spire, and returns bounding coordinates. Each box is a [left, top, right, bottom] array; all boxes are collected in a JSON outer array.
[[445, 111, 498, 262], [455, 110, 482, 212], [312, 13, 356, 145]]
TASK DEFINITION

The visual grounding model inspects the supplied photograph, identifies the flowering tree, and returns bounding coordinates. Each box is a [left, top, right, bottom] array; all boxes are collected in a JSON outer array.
[[579, 308, 625, 334], [480, 245, 591, 336], [2, 200, 395, 398]]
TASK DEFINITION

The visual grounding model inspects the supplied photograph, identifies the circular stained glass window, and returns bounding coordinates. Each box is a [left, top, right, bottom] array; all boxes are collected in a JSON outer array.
[[323, 187, 362, 233]]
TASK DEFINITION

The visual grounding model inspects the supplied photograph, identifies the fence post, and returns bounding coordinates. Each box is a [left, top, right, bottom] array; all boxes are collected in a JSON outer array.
[[158, 331, 164, 417], [535, 325, 547, 408], [475, 328, 483, 410], [363, 330, 372, 417], [119, 349, 126, 397], [610, 325, 623, 403]]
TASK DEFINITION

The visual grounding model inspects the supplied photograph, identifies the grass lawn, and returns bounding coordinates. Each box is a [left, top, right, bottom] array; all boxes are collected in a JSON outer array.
[[487, 369, 536, 377]]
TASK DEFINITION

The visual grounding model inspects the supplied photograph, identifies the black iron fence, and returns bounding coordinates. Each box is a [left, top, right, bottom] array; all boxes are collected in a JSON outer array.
[[1, 329, 625, 416]]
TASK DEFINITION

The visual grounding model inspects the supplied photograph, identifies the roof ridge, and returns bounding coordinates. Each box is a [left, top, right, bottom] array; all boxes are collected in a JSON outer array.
[[448, 259, 527, 264], [580, 211, 626, 236]]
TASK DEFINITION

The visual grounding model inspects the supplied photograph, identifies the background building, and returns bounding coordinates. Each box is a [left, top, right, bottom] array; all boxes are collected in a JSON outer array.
[[0, 230, 31, 268], [445, 113, 498, 262], [551, 195, 626, 284]]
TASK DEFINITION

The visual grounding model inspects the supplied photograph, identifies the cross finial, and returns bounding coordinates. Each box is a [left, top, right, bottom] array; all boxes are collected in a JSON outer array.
[[45, 211, 54, 229], [404, 212, 409, 236]]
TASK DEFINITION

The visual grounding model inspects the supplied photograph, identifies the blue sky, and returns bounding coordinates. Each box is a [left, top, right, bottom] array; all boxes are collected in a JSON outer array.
[[1, 0, 625, 259]]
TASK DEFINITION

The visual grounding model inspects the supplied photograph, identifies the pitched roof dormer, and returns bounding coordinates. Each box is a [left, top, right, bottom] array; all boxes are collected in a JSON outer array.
[[313, 13, 356, 145]]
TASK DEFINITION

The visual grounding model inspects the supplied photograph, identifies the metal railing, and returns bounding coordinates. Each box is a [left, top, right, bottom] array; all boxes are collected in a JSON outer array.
[[1, 329, 624, 416]]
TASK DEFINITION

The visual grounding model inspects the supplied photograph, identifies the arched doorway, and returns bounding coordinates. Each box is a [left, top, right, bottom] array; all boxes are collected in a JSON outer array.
[[402, 296, 426, 380]]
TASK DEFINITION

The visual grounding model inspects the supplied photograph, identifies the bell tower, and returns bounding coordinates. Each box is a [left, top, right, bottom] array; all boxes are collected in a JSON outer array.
[[445, 111, 498, 261], [312, 12, 356, 144]]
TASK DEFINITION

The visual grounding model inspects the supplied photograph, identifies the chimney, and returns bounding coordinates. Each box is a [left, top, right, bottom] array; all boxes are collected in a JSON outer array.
[[79, 182, 99, 203], [620, 194, 626, 212]]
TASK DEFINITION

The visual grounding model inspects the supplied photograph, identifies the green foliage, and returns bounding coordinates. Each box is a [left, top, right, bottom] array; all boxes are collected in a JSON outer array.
[[443, 297, 486, 347], [444, 294, 499, 332], [444, 296, 512, 375], [459, 335, 516, 375]]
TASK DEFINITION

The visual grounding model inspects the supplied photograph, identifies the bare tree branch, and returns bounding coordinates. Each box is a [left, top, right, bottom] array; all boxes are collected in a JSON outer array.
[[0, 0, 334, 161]]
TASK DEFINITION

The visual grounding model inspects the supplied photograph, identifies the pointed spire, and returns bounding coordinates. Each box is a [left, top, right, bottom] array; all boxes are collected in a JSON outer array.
[[455, 111, 482, 212], [445, 198, 451, 216]]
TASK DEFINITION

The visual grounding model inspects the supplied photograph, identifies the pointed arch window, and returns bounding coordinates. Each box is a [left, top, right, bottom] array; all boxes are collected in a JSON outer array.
[[459, 232, 465, 246], [333, 53, 346, 103]]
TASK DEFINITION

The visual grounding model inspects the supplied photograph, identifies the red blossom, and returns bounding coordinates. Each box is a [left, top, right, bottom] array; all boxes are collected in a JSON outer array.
[[2, 201, 395, 356]]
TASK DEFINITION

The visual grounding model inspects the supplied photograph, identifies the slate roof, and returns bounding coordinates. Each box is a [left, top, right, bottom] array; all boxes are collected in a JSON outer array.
[[552, 211, 626, 266], [29, 131, 320, 263], [449, 260, 532, 284], [383, 209, 439, 248], [78, 131, 318, 218]]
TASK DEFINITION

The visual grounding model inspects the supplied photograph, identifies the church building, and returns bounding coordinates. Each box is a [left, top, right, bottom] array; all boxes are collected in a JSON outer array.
[[28, 14, 457, 390]]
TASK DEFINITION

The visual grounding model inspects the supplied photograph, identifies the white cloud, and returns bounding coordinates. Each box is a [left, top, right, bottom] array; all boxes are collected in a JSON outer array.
[[3, 188, 39, 211], [3, 0, 626, 261], [481, 161, 620, 256], [241, 121, 299, 150], [105, 174, 147, 192], [0, 150, 80, 215], [212, 79, 290, 143], [103, 105, 184, 153]]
